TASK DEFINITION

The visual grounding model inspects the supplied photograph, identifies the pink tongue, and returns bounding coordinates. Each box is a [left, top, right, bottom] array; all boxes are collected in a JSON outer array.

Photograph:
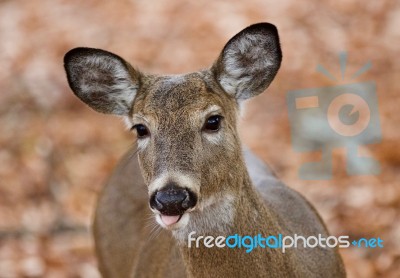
[[161, 215, 180, 226]]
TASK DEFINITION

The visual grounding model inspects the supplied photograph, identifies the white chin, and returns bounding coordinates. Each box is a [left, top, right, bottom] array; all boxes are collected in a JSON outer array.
[[155, 213, 190, 230]]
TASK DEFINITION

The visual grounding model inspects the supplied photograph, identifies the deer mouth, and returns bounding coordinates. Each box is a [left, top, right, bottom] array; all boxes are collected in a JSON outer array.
[[155, 212, 191, 230], [160, 214, 182, 226]]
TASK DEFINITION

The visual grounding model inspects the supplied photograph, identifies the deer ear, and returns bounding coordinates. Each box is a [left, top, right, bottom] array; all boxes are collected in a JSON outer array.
[[64, 47, 140, 115], [212, 23, 282, 100]]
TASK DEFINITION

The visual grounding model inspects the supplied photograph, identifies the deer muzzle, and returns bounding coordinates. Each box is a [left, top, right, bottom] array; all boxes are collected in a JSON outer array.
[[150, 184, 197, 226]]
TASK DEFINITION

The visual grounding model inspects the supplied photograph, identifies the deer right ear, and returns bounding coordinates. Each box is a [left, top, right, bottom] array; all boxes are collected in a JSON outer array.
[[64, 47, 140, 115], [212, 23, 282, 100]]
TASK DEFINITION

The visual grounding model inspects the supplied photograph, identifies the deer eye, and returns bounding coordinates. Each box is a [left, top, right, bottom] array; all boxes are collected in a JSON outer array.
[[132, 124, 150, 138], [203, 115, 223, 132]]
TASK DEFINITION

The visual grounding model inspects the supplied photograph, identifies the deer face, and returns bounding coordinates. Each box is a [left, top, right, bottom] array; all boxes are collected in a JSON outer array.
[[64, 23, 281, 230], [131, 73, 242, 229]]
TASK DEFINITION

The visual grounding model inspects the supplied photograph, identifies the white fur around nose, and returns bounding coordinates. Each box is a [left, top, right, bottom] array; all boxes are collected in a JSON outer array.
[[148, 172, 200, 195]]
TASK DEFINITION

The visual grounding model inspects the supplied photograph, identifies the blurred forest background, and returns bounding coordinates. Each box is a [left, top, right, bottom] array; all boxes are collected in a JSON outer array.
[[0, 0, 399, 277]]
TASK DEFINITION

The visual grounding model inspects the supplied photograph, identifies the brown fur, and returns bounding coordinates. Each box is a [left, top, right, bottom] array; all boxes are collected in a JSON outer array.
[[64, 23, 346, 277]]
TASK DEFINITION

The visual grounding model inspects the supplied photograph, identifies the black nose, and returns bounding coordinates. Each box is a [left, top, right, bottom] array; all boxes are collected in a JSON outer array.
[[150, 185, 197, 215]]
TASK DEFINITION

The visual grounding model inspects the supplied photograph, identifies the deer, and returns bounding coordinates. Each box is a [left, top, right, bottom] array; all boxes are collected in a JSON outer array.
[[64, 23, 346, 278]]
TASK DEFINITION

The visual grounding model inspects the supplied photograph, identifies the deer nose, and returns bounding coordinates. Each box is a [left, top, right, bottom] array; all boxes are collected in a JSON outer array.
[[150, 185, 197, 216]]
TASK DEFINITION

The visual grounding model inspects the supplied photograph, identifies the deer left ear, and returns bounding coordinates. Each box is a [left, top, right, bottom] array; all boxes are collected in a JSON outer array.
[[212, 23, 282, 100], [64, 47, 141, 115]]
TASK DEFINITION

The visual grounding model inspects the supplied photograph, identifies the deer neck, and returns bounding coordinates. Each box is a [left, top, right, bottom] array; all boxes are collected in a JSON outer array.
[[172, 164, 286, 277], [172, 163, 280, 239]]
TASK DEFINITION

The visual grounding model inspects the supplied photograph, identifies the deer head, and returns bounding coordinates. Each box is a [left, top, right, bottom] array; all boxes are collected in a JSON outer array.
[[64, 23, 281, 231]]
